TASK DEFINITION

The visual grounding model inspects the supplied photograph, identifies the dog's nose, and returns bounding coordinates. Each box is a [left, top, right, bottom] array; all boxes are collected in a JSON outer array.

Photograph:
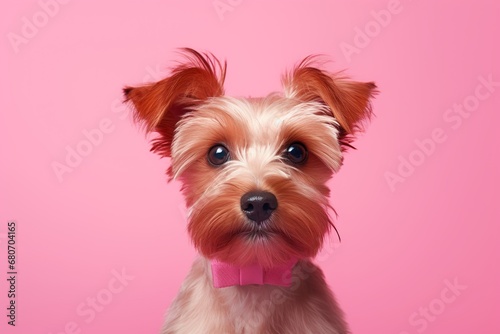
[[240, 191, 278, 223]]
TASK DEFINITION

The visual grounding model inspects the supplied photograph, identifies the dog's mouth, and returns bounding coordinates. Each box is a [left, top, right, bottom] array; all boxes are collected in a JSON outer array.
[[235, 223, 279, 239], [241, 227, 276, 239], [235, 223, 278, 238]]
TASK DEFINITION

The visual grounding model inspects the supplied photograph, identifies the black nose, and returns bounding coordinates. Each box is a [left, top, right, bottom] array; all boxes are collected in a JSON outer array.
[[240, 191, 278, 223]]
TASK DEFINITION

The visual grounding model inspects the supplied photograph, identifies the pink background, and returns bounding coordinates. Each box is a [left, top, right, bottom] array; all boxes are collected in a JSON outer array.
[[1, 1, 499, 333]]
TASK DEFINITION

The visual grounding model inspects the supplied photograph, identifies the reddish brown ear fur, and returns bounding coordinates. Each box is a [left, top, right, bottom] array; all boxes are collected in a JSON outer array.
[[283, 57, 377, 147], [123, 48, 226, 157]]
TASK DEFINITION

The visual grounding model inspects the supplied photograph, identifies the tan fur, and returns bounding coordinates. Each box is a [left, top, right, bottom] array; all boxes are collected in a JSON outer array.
[[163, 257, 347, 334], [124, 49, 377, 334]]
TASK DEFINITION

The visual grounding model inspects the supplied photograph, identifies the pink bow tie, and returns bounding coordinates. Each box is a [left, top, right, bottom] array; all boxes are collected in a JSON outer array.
[[210, 258, 298, 288]]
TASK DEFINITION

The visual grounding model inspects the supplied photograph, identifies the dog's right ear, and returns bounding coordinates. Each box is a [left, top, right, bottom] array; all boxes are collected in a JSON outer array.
[[123, 48, 226, 157]]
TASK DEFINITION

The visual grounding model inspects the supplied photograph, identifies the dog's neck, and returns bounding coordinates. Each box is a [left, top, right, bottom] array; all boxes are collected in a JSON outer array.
[[210, 258, 298, 288]]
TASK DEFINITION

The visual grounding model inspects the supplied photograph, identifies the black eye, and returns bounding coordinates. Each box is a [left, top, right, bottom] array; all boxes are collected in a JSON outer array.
[[285, 142, 308, 164], [208, 145, 230, 166]]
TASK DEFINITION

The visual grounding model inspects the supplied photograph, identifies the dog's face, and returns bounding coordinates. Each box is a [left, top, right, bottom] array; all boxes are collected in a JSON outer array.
[[124, 49, 376, 268], [171, 96, 342, 268]]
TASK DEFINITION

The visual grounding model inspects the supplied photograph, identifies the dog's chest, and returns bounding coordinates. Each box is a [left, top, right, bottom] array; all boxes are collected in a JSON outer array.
[[220, 285, 279, 333]]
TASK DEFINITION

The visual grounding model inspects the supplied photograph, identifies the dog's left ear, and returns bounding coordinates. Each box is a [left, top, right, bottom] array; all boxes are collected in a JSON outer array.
[[282, 57, 377, 148], [123, 48, 226, 157]]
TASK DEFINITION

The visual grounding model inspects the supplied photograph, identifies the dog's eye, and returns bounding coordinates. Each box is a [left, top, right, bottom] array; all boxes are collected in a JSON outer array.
[[285, 142, 308, 164], [208, 145, 230, 166]]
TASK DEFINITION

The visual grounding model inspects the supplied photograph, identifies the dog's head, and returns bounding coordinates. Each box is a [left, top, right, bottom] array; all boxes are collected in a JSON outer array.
[[124, 49, 376, 268]]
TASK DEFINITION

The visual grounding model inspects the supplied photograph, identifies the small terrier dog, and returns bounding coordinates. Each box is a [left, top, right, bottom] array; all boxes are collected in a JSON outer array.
[[124, 49, 376, 334]]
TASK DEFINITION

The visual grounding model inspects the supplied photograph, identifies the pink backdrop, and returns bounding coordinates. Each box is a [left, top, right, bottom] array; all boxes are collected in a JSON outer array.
[[1, 1, 499, 333]]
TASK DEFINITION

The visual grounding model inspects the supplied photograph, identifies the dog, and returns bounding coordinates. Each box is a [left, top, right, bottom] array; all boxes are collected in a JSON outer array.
[[124, 48, 376, 334]]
